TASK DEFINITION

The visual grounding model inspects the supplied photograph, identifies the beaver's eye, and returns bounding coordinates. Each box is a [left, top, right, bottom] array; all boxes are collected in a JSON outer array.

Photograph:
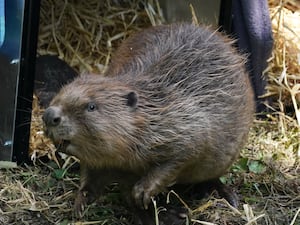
[[87, 102, 97, 112]]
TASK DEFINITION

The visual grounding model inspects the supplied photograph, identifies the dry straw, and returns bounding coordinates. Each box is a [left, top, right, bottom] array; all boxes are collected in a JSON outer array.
[[264, 0, 300, 128], [37, 0, 164, 74]]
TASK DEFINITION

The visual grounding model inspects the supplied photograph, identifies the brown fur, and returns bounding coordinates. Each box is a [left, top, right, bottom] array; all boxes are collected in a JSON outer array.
[[43, 23, 255, 222]]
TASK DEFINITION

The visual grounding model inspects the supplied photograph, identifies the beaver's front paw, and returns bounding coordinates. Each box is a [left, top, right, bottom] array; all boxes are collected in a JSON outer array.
[[74, 190, 88, 218], [133, 180, 160, 210]]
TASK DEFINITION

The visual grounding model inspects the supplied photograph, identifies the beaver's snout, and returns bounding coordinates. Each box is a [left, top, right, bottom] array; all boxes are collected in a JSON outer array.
[[43, 106, 62, 127]]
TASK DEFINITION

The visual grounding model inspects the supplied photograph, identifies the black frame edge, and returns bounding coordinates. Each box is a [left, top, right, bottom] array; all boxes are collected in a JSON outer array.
[[218, 0, 233, 33], [12, 0, 41, 164]]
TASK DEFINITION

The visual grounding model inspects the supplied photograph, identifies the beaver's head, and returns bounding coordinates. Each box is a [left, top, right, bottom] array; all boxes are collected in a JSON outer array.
[[42, 74, 142, 167]]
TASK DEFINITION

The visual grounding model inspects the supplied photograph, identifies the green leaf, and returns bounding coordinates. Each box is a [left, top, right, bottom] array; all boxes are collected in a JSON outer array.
[[244, 196, 260, 204], [248, 160, 266, 174], [52, 169, 66, 179], [238, 157, 249, 171], [219, 176, 228, 184], [58, 220, 70, 225], [232, 157, 248, 172]]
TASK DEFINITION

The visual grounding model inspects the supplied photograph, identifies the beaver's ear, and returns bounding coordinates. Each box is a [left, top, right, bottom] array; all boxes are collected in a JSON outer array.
[[126, 91, 138, 108]]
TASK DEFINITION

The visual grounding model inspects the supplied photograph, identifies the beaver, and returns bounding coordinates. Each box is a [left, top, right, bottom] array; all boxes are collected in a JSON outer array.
[[105, 25, 172, 76], [43, 23, 254, 222]]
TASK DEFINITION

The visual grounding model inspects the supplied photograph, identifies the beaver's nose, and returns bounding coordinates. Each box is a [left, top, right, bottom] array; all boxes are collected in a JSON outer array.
[[43, 106, 62, 127]]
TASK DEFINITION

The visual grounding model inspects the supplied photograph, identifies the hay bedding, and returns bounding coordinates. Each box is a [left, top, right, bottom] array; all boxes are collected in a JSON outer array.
[[264, 0, 300, 126], [37, 0, 164, 74], [0, 0, 299, 225]]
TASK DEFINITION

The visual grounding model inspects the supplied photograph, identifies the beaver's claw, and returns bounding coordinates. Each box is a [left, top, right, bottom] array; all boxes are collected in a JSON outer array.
[[74, 190, 88, 218], [132, 181, 156, 210]]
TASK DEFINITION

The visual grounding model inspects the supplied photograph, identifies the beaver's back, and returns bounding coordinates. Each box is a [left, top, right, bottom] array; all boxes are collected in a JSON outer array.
[[115, 23, 255, 180]]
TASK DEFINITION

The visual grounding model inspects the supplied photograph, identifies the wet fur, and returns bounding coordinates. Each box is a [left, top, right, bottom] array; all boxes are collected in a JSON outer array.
[[45, 23, 254, 222]]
